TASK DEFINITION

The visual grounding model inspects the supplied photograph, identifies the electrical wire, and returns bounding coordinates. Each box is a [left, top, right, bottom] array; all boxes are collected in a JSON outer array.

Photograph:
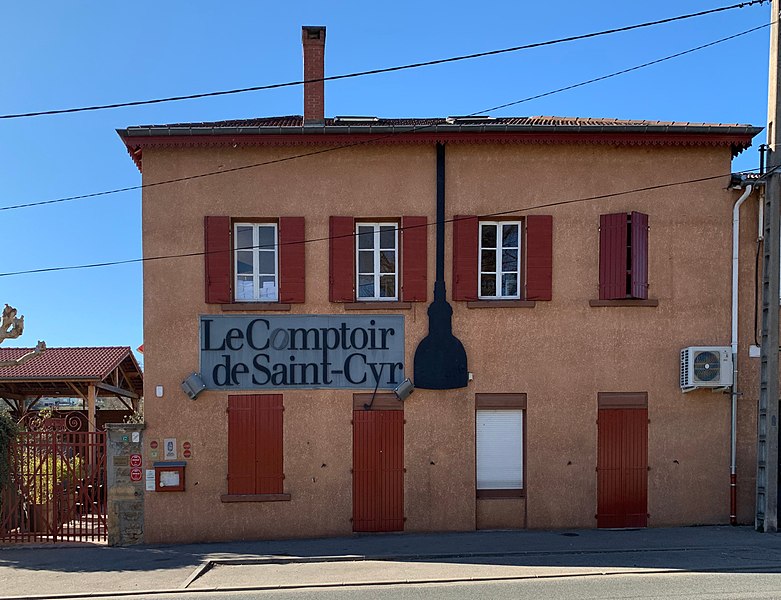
[[0, 0, 766, 120], [0, 168, 760, 278], [0, 20, 767, 214]]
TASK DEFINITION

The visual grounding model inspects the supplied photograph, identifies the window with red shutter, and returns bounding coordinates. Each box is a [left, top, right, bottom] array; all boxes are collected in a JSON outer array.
[[329, 216, 356, 302], [401, 216, 428, 302], [226, 394, 284, 496], [599, 212, 649, 300], [452, 215, 479, 301], [525, 215, 553, 301]]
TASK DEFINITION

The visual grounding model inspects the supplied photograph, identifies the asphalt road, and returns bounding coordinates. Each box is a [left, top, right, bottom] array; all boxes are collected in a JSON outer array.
[[82, 571, 781, 600]]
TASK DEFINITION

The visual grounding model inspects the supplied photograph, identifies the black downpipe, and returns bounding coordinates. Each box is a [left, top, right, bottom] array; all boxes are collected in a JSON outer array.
[[413, 143, 468, 389]]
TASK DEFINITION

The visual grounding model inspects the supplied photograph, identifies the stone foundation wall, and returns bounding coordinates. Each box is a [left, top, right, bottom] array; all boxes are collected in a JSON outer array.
[[106, 423, 145, 546]]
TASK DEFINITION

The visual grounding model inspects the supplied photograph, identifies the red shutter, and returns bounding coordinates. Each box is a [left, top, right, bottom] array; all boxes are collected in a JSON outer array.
[[227, 394, 284, 495], [401, 216, 428, 302], [599, 213, 628, 300], [630, 211, 649, 300], [279, 217, 306, 303], [227, 395, 256, 495], [525, 215, 553, 301], [204, 216, 231, 304], [452, 215, 478, 301], [329, 216, 355, 302]]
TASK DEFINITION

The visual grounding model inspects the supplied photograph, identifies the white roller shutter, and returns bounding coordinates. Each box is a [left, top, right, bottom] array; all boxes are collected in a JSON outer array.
[[476, 409, 523, 489]]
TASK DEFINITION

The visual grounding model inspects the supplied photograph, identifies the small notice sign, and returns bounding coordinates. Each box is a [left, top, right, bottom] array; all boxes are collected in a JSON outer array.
[[130, 454, 142, 468], [183, 449, 192, 459], [145, 469, 155, 491], [131, 432, 140, 443], [130, 467, 142, 482], [164, 438, 177, 460]]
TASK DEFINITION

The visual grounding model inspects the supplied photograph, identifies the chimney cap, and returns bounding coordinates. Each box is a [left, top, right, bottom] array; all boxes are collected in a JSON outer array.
[[302, 26, 326, 42]]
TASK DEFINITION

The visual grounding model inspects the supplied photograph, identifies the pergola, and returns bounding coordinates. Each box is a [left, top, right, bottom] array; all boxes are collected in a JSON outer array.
[[0, 347, 143, 431]]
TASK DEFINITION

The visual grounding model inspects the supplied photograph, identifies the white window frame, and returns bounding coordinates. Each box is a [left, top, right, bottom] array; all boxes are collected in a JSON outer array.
[[355, 222, 398, 301], [233, 222, 279, 302], [478, 220, 522, 300], [476, 409, 524, 490]]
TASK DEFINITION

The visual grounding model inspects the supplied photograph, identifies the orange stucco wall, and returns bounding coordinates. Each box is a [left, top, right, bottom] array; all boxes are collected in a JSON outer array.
[[140, 140, 761, 544]]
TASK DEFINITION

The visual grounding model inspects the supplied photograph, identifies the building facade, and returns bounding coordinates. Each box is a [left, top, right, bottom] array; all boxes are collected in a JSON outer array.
[[118, 26, 764, 544]]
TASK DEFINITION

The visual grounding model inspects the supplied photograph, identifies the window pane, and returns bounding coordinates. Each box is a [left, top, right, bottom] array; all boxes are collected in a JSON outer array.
[[236, 226, 253, 250], [379, 226, 396, 249], [502, 273, 518, 297], [259, 276, 277, 300], [358, 251, 374, 273], [481, 224, 497, 248], [502, 249, 518, 272], [480, 274, 496, 297], [236, 277, 254, 301], [358, 275, 374, 298], [380, 251, 395, 274], [258, 251, 276, 274], [237, 251, 253, 274], [379, 275, 396, 298], [502, 224, 519, 248], [476, 410, 523, 489], [481, 249, 496, 273], [358, 226, 374, 249], [257, 226, 275, 249]]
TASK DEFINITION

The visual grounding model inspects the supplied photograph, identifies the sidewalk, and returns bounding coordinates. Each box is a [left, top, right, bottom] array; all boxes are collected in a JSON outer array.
[[1, 526, 780, 599]]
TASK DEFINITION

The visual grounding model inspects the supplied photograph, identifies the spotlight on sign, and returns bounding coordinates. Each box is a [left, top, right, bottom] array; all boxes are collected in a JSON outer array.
[[393, 378, 415, 401], [181, 372, 206, 400]]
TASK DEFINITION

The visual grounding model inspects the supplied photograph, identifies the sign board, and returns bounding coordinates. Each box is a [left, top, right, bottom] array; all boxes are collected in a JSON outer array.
[[130, 468, 142, 482], [130, 454, 142, 468], [131, 432, 140, 443], [183, 449, 192, 459], [150, 440, 158, 449], [164, 438, 177, 460], [145, 469, 155, 491], [200, 315, 405, 390]]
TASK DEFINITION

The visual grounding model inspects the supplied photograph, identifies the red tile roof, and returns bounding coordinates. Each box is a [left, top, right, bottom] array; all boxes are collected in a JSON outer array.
[[0, 347, 136, 380]]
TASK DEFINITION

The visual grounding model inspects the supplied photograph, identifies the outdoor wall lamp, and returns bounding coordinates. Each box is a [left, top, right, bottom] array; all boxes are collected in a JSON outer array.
[[181, 372, 206, 400], [393, 378, 414, 401]]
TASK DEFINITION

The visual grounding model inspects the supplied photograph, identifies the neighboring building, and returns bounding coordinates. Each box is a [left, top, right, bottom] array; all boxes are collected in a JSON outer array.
[[118, 26, 763, 544]]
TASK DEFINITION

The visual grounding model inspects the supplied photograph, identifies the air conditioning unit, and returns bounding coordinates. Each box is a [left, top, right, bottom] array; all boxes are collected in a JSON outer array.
[[680, 346, 733, 392]]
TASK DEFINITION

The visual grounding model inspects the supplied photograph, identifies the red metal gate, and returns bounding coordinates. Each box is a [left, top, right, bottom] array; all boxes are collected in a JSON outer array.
[[597, 407, 648, 528], [0, 430, 107, 543], [352, 410, 404, 532]]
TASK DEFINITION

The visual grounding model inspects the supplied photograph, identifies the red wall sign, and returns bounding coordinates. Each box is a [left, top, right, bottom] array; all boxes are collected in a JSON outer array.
[[130, 454, 142, 468], [130, 467, 143, 482], [183, 442, 191, 450], [183, 449, 192, 459], [150, 441, 158, 449]]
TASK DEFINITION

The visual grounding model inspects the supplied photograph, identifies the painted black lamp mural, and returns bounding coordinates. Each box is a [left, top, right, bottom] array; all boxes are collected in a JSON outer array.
[[413, 143, 469, 389]]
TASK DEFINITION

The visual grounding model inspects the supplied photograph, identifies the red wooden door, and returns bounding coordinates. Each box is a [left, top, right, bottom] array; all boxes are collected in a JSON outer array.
[[352, 410, 404, 532], [597, 408, 648, 528]]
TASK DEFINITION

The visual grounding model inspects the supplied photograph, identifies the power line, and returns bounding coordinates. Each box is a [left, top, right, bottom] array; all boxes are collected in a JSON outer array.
[[0, 21, 766, 214], [0, 0, 766, 121], [0, 168, 758, 278]]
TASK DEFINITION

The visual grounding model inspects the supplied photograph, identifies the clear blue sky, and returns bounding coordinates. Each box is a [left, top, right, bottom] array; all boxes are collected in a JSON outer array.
[[0, 1, 770, 360]]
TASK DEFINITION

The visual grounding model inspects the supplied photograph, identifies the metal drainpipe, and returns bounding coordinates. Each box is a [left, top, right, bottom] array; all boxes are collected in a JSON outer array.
[[731, 183, 754, 525]]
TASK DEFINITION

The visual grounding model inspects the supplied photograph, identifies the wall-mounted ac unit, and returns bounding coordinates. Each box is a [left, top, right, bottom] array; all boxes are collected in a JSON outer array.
[[680, 346, 733, 392]]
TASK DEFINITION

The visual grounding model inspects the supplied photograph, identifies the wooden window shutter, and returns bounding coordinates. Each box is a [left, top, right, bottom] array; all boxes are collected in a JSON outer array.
[[452, 215, 478, 301], [525, 215, 553, 301], [227, 394, 284, 495], [255, 394, 284, 494], [227, 395, 257, 495], [279, 217, 306, 303], [204, 216, 231, 304], [599, 213, 628, 300], [630, 211, 649, 300], [401, 216, 428, 302], [329, 216, 355, 302]]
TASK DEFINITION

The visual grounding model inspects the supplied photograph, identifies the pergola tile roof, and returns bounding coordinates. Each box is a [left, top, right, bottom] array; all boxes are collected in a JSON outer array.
[[0, 347, 135, 380]]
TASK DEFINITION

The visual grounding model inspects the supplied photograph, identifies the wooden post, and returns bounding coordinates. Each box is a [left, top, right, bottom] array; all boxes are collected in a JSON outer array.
[[87, 384, 96, 433]]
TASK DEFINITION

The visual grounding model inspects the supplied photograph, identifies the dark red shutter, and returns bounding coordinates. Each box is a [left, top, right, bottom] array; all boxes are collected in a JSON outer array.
[[279, 217, 306, 303], [525, 215, 553, 301], [227, 395, 256, 495], [329, 216, 355, 302], [401, 216, 428, 302], [599, 213, 628, 300], [452, 215, 478, 301], [630, 211, 649, 300], [228, 394, 284, 495], [204, 216, 231, 304]]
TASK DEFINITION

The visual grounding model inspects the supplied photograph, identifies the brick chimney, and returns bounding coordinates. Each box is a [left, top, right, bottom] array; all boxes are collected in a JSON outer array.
[[302, 26, 326, 124]]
